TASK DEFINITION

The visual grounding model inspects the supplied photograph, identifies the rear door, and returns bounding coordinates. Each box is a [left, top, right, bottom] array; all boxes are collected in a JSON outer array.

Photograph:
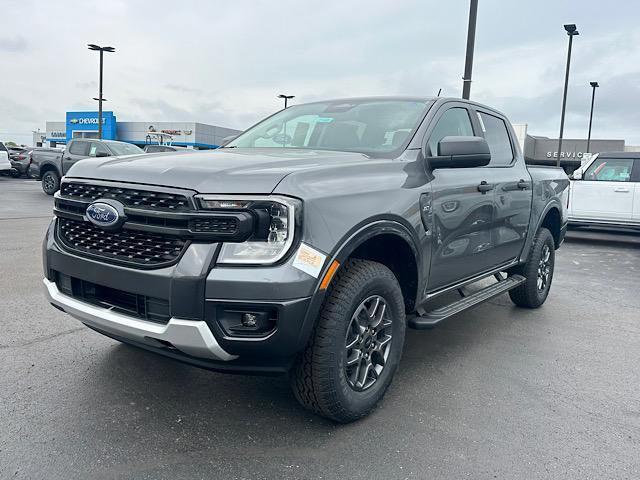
[[473, 109, 532, 264], [62, 140, 90, 174], [570, 156, 635, 223]]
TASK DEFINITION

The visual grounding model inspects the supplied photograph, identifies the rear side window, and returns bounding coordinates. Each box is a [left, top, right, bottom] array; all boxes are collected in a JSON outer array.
[[68, 141, 89, 156], [428, 108, 474, 155], [584, 157, 634, 182], [477, 112, 514, 166]]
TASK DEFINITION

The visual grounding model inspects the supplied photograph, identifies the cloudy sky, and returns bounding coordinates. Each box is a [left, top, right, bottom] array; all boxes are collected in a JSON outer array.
[[1, 0, 639, 146]]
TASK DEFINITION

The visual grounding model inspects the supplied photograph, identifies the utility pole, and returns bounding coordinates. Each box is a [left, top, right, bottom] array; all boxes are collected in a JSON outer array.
[[462, 0, 478, 99]]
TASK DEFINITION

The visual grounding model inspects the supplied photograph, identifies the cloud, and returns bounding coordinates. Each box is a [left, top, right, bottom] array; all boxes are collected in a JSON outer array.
[[0, 35, 28, 52]]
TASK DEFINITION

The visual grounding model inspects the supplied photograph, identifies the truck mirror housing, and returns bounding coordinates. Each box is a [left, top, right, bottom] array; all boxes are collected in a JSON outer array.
[[570, 170, 582, 180], [429, 136, 491, 169]]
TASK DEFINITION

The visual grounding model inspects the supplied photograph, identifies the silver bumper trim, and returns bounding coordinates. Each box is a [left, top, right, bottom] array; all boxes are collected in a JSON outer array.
[[43, 279, 237, 362]]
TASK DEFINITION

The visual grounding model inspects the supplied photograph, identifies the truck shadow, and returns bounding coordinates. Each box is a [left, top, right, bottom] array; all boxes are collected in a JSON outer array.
[[564, 227, 640, 249]]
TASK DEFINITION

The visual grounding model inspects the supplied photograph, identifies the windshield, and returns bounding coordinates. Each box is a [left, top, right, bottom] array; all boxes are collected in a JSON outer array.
[[227, 99, 430, 155], [107, 142, 144, 156]]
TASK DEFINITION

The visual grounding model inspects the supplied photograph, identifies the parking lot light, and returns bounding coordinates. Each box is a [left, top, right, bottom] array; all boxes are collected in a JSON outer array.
[[557, 24, 579, 167], [586, 81, 599, 153], [277, 94, 295, 109], [87, 44, 116, 139]]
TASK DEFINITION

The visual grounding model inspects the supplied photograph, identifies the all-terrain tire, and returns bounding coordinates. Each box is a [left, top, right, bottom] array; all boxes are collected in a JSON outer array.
[[291, 259, 406, 423], [509, 227, 555, 308], [42, 171, 60, 195]]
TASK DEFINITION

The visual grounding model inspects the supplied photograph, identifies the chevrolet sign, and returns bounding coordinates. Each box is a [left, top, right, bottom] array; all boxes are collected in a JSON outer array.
[[69, 118, 106, 125]]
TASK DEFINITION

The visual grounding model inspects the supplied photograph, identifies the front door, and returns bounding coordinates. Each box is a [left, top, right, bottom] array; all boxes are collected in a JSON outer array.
[[426, 105, 496, 290], [571, 156, 635, 222]]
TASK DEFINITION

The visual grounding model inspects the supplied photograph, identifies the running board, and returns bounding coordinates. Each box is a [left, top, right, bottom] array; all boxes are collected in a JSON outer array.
[[408, 274, 526, 330]]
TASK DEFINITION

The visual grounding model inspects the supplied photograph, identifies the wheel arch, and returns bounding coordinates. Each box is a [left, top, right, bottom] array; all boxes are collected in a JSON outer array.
[[39, 162, 61, 178]]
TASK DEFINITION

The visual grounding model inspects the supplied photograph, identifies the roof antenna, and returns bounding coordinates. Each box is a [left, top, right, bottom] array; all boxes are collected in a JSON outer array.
[[437, 88, 442, 97]]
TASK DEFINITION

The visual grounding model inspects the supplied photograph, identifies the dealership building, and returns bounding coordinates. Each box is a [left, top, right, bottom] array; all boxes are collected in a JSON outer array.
[[511, 124, 635, 173], [33, 111, 241, 150]]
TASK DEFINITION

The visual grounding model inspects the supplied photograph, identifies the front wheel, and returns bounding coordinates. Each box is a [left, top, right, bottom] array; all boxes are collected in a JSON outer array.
[[42, 171, 60, 195], [509, 227, 555, 308], [291, 259, 406, 423]]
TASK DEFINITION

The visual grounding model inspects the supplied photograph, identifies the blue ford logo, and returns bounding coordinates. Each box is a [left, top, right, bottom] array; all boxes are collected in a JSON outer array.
[[86, 202, 120, 227]]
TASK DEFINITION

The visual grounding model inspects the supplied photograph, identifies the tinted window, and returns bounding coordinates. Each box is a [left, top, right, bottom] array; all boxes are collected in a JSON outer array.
[[105, 142, 144, 156], [477, 112, 513, 166], [428, 108, 474, 155], [89, 142, 110, 157], [227, 99, 430, 155], [68, 141, 90, 156], [584, 157, 634, 182]]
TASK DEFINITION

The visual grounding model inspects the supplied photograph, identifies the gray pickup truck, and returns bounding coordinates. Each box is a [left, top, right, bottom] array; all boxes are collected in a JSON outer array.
[[43, 97, 569, 422], [31, 139, 143, 195]]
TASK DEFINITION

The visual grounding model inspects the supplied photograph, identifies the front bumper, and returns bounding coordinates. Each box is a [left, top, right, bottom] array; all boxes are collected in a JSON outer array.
[[44, 278, 236, 361], [43, 219, 322, 373]]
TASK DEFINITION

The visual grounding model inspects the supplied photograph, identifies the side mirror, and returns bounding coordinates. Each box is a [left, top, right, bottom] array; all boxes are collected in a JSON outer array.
[[570, 170, 582, 180], [96, 151, 110, 158], [429, 136, 491, 169]]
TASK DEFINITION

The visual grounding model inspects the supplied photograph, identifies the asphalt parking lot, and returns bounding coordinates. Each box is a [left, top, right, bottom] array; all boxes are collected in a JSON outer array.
[[1, 175, 639, 480]]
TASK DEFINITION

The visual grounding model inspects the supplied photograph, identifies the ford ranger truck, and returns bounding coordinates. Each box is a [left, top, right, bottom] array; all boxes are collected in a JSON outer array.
[[43, 97, 569, 423]]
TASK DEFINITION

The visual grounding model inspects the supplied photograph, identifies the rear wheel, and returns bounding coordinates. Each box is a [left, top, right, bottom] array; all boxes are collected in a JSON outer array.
[[509, 227, 555, 308], [42, 171, 60, 195], [291, 259, 406, 423]]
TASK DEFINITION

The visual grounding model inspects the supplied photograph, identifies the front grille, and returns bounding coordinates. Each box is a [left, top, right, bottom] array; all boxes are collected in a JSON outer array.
[[56, 272, 170, 324], [58, 217, 187, 267], [60, 182, 192, 211], [189, 217, 239, 234]]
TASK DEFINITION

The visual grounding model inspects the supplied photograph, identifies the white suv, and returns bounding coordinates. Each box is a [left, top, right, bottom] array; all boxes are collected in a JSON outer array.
[[568, 152, 640, 228], [0, 142, 11, 172]]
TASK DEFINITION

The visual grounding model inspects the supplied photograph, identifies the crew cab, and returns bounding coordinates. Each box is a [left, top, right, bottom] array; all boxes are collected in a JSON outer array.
[[33, 139, 143, 195], [568, 152, 640, 229], [43, 97, 569, 422]]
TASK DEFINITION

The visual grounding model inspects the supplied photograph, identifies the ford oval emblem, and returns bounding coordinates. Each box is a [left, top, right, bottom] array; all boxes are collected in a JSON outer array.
[[86, 202, 120, 227]]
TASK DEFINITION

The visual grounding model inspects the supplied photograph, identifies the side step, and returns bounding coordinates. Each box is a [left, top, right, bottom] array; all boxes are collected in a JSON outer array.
[[408, 274, 525, 330]]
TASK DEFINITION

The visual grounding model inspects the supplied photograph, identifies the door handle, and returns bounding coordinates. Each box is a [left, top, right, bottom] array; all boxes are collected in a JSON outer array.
[[517, 179, 530, 190], [614, 187, 630, 192], [477, 181, 494, 193]]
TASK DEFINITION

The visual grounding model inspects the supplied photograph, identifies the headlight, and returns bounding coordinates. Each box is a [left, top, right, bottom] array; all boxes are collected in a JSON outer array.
[[195, 195, 300, 265]]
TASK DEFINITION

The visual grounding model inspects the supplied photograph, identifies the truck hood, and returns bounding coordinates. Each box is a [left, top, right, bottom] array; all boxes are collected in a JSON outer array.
[[65, 148, 371, 194]]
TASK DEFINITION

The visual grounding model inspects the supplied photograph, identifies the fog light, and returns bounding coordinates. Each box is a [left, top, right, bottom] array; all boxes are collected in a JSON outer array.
[[242, 313, 258, 328]]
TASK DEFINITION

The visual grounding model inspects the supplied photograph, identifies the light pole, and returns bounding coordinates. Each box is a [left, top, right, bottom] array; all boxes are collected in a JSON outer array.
[[556, 24, 579, 167], [586, 81, 599, 153], [462, 0, 478, 99], [277, 94, 295, 109], [87, 44, 115, 139]]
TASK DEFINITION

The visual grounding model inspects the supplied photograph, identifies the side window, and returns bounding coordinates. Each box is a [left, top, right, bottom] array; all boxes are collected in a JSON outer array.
[[88, 142, 110, 157], [428, 108, 474, 155], [477, 112, 514, 166], [68, 141, 89, 156], [584, 158, 634, 182]]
